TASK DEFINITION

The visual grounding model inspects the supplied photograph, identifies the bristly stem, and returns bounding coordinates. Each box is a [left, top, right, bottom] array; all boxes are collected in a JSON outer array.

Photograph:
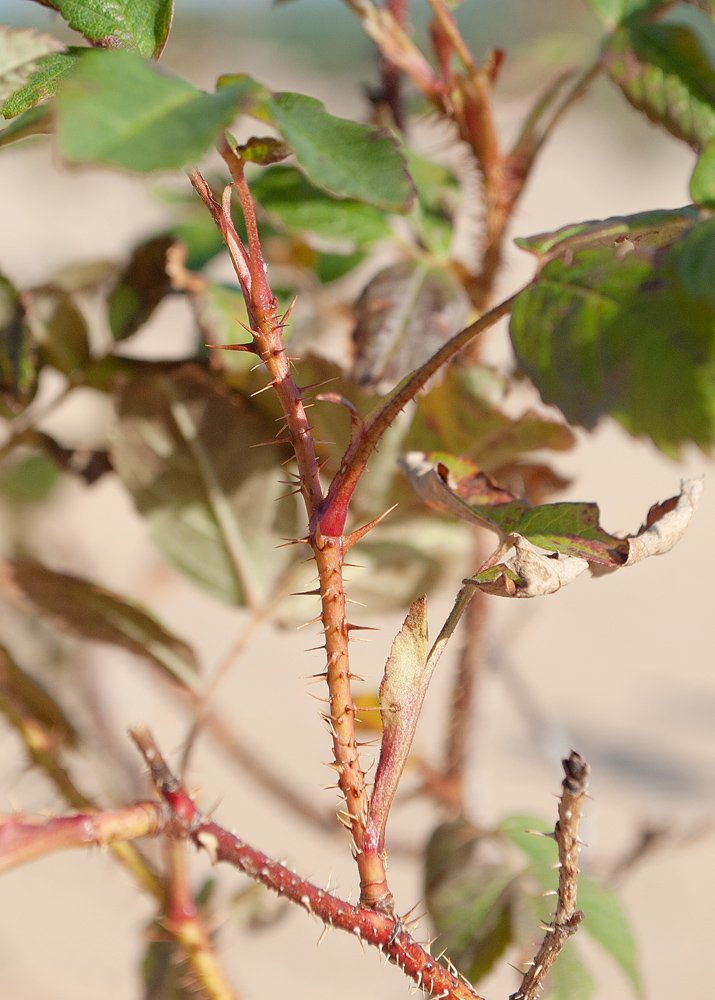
[[510, 752, 590, 1000], [192, 155, 387, 908], [130, 727, 487, 1000]]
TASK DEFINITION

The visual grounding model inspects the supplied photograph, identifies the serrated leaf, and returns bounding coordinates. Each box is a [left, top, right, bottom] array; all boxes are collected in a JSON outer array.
[[266, 92, 414, 212], [22, 284, 91, 374], [546, 938, 596, 1000], [0, 275, 38, 413], [514, 207, 699, 264], [43, 0, 174, 59], [57, 50, 261, 172], [577, 875, 642, 994], [404, 149, 460, 257], [510, 238, 715, 451], [603, 22, 715, 150], [250, 165, 391, 248], [0, 25, 65, 107], [0, 643, 77, 746], [367, 597, 429, 853], [109, 235, 178, 340], [0, 103, 55, 148], [6, 559, 200, 691], [108, 363, 297, 607], [403, 365, 575, 472], [2, 50, 81, 119], [351, 260, 469, 390]]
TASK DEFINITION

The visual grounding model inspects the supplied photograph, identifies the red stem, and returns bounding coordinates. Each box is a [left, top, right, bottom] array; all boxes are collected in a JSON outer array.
[[320, 291, 518, 536]]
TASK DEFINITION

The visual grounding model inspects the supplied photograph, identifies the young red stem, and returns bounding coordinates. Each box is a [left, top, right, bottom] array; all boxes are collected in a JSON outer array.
[[320, 291, 518, 536], [0, 802, 167, 874], [192, 158, 384, 905]]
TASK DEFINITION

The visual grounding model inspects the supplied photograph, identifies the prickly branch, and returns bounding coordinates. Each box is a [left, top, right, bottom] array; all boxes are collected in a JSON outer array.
[[510, 751, 590, 1000]]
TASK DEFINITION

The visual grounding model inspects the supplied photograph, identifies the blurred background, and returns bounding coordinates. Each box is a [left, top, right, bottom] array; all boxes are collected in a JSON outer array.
[[0, 2, 712, 1000]]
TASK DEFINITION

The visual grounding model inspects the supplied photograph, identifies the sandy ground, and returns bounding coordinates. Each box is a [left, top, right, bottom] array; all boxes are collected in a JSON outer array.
[[0, 21, 713, 1000]]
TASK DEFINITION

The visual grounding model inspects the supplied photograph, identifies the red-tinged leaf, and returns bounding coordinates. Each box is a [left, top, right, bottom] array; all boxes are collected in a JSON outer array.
[[351, 260, 469, 391], [401, 454, 701, 597], [4, 559, 200, 692], [22, 284, 91, 375], [0, 644, 77, 746], [366, 596, 429, 854]]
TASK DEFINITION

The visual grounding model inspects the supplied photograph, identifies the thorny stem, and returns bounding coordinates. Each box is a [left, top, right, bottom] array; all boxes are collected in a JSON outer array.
[[321, 292, 517, 537], [510, 752, 590, 1000], [191, 158, 384, 904], [131, 727, 487, 1000]]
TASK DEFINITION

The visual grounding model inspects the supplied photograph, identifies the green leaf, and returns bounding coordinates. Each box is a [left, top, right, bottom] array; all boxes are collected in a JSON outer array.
[[403, 149, 460, 258], [603, 22, 715, 149], [0, 25, 65, 107], [108, 363, 298, 607], [514, 207, 699, 263], [351, 260, 469, 390], [0, 275, 38, 412], [0, 452, 59, 503], [425, 820, 518, 984], [0, 644, 77, 746], [108, 235, 178, 341], [578, 875, 642, 994], [235, 135, 291, 166], [0, 103, 55, 149], [586, 0, 672, 25], [250, 165, 391, 248], [23, 284, 91, 374], [43, 0, 174, 58], [500, 814, 558, 889], [7, 559, 200, 692], [403, 365, 575, 472], [546, 938, 596, 1000], [510, 239, 715, 451], [57, 50, 261, 172], [677, 215, 715, 306], [2, 50, 81, 119], [266, 92, 414, 212], [691, 136, 715, 205]]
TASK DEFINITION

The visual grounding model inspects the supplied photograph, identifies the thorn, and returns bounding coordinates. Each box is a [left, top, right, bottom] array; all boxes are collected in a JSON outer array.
[[276, 536, 310, 548], [345, 597, 367, 607], [291, 588, 322, 597], [316, 925, 330, 947], [277, 488, 302, 499], [342, 505, 398, 551], [526, 829, 556, 839], [252, 438, 293, 451], [298, 376, 341, 395], [250, 381, 277, 397], [304, 644, 327, 652], [249, 358, 269, 371], [296, 616, 323, 630], [541, 890, 558, 897], [346, 623, 379, 632], [209, 341, 258, 354]]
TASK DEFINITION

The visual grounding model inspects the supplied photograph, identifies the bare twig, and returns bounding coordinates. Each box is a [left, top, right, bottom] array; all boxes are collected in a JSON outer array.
[[510, 751, 590, 1000]]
